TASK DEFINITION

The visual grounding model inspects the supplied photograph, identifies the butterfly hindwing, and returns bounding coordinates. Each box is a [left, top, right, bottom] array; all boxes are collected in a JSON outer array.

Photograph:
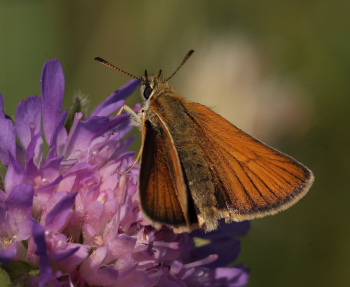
[[139, 118, 198, 232]]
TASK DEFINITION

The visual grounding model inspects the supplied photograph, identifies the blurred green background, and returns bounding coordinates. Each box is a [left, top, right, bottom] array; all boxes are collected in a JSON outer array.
[[1, 1, 349, 286]]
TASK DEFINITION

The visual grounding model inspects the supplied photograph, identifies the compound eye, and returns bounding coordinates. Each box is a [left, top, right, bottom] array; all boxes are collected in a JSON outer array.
[[143, 86, 153, 99]]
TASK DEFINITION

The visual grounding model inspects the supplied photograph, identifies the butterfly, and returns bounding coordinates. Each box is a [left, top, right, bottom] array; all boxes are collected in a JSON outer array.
[[95, 50, 314, 232]]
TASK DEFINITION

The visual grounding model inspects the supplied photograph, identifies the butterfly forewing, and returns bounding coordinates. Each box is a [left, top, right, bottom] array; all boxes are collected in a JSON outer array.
[[182, 100, 314, 221]]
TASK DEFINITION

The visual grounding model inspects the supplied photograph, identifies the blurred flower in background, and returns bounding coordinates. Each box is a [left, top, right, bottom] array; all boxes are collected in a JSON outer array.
[[182, 36, 314, 141], [0, 59, 249, 286]]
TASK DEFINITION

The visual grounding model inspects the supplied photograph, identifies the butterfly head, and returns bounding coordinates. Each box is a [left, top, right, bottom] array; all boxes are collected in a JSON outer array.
[[140, 50, 195, 102], [140, 70, 172, 102]]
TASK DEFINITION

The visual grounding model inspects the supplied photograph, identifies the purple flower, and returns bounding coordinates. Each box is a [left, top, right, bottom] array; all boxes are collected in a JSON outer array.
[[0, 59, 250, 286], [191, 220, 250, 269]]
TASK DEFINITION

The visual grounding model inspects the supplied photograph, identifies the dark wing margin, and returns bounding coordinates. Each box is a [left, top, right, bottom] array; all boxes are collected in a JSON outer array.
[[139, 119, 198, 232], [182, 101, 314, 222]]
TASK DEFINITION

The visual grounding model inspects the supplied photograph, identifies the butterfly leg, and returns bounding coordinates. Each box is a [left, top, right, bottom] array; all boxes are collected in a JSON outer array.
[[120, 144, 143, 174], [117, 104, 142, 126], [119, 110, 146, 174]]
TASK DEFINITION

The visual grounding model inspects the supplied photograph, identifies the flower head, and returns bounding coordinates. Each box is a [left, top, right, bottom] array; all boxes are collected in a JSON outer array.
[[0, 59, 249, 286]]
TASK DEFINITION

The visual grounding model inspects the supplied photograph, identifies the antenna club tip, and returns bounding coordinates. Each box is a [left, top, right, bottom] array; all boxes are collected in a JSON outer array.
[[94, 57, 104, 63], [189, 50, 195, 55]]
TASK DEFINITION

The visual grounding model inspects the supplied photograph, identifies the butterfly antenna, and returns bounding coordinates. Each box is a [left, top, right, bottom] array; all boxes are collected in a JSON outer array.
[[94, 57, 142, 80], [166, 50, 194, 81]]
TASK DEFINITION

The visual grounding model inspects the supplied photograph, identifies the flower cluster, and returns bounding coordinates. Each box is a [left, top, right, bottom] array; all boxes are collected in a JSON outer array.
[[0, 59, 250, 286]]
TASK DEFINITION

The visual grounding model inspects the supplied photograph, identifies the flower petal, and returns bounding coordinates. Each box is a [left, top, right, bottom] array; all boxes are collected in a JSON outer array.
[[45, 193, 77, 232], [34, 175, 64, 209], [49, 246, 80, 261], [46, 111, 68, 160], [0, 118, 16, 165], [109, 234, 137, 258], [64, 116, 109, 158], [0, 94, 5, 119], [16, 217, 34, 241], [64, 114, 129, 161], [41, 59, 65, 144], [213, 267, 250, 287], [6, 182, 34, 222], [54, 243, 89, 272], [190, 221, 250, 268], [92, 79, 140, 116], [15, 95, 42, 149], [5, 155, 25, 194], [79, 246, 119, 286], [25, 131, 44, 174], [114, 270, 151, 287], [32, 220, 54, 286], [40, 155, 64, 183], [0, 242, 17, 265], [192, 239, 241, 268]]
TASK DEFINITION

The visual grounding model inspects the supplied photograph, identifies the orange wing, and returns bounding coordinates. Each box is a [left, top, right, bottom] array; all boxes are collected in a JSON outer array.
[[182, 100, 314, 224], [139, 119, 198, 232]]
